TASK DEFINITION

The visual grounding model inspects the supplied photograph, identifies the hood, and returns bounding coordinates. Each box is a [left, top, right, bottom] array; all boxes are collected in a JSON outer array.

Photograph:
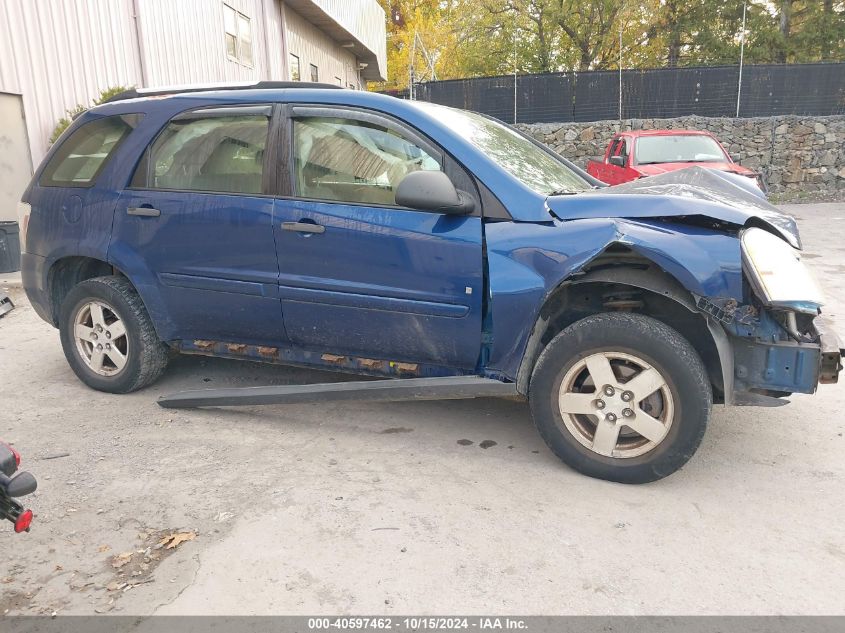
[[635, 161, 756, 177], [546, 166, 800, 249]]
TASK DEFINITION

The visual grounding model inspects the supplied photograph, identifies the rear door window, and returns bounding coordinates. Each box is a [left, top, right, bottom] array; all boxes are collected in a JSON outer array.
[[137, 107, 271, 195], [40, 114, 141, 187]]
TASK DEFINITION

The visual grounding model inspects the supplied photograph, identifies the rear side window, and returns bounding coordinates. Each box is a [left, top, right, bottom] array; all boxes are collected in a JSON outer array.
[[136, 109, 270, 195], [40, 114, 140, 187]]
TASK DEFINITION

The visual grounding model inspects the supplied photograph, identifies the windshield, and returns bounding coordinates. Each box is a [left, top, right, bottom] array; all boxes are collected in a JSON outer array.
[[410, 102, 590, 195], [635, 134, 727, 165]]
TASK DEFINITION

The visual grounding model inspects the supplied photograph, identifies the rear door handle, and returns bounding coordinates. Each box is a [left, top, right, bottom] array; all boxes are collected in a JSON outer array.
[[127, 206, 161, 217], [281, 221, 325, 234]]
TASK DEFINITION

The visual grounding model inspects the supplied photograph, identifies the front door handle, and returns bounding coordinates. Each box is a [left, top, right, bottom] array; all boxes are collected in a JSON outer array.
[[127, 206, 161, 217], [281, 221, 325, 234]]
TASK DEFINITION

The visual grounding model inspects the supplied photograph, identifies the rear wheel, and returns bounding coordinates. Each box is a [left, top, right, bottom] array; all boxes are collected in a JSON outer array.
[[529, 312, 711, 483], [59, 276, 169, 393]]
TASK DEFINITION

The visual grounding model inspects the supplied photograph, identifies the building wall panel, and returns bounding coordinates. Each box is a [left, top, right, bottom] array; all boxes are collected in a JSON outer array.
[[0, 0, 143, 165], [137, 0, 269, 86], [0, 0, 385, 169], [284, 4, 357, 87], [262, 0, 288, 79], [307, 0, 386, 80]]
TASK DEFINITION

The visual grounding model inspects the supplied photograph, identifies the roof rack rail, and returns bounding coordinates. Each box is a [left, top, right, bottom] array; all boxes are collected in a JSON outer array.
[[104, 81, 343, 103]]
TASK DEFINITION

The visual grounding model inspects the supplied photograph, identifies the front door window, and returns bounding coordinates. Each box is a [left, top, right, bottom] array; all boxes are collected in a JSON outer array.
[[292, 117, 440, 206]]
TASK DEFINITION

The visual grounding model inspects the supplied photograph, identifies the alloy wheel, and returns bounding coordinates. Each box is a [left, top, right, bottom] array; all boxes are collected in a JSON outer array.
[[557, 351, 675, 458], [73, 301, 129, 377]]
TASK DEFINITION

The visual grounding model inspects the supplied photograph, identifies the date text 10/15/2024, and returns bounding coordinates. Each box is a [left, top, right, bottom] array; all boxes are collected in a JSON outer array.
[[308, 617, 528, 630]]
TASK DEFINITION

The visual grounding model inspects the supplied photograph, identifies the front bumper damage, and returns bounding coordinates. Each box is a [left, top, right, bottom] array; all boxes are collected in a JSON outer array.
[[815, 317, 844, 384], [695, 290, 841, 405], [726, 315, 842, 405]]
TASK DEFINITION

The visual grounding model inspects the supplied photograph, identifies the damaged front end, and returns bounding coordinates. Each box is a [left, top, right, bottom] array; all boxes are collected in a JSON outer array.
[[540, 166, 842, 405], [716, 225, 843, 402], [696, 293, 841, 405]]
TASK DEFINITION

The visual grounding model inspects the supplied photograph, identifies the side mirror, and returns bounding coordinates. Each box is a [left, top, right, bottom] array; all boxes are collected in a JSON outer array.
[[730, 153, 741, 163], [395, 171, 476, 215], [608, 155, 626, 167]]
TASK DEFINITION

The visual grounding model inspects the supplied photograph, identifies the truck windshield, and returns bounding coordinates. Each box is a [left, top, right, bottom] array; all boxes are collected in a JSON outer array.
[[410, 102, 590, 195], [635, 135, 727, 165]]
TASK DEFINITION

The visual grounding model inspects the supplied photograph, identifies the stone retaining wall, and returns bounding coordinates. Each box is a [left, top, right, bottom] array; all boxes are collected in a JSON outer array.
[[516, 115, 845, 200]]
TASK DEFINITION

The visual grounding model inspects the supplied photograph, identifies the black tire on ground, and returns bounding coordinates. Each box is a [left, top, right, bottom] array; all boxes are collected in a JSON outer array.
[[528, 312, 711, 484], [59, 275, 169, 393]]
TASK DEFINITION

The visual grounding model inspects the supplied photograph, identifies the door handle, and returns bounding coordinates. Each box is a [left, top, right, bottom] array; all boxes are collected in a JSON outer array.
[[281, 221, 325, 234], [127, 206, 161, 217]]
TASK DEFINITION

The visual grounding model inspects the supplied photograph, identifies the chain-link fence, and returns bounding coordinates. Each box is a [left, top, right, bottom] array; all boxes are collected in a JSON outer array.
[[393, 63, 845, 123]]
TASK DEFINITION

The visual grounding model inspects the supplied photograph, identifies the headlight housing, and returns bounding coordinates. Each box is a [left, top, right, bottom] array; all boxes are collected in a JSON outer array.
[[741, 227, 824, 313]]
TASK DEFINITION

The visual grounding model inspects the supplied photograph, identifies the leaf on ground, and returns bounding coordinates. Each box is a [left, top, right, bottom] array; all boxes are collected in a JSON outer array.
[[158, 531, 196, 550], [111, 552, 133, 569]]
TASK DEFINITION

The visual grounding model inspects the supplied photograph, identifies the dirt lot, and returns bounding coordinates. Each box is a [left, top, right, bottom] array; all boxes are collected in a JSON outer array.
[[1, 203, 844, 616]]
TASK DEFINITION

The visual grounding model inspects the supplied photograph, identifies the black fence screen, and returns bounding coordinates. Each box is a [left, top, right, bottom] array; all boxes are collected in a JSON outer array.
[[403, 63, 845, 123]]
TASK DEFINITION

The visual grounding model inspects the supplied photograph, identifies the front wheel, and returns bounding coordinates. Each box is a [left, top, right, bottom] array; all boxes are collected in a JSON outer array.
[[59, 276, 169, 393], [529, 313, 711, 483]]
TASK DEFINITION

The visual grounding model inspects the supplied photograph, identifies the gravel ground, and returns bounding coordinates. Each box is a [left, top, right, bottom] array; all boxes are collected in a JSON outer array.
[[0, 203, 843, 616]]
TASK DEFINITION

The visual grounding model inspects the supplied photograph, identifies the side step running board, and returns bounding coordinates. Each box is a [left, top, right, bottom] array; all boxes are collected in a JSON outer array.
[[157, 376, 519, 409]]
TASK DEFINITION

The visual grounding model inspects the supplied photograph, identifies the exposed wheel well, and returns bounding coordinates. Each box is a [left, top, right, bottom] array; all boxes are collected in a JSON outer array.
[[516, 260, 725, 403], [46, 257, 130, 325]]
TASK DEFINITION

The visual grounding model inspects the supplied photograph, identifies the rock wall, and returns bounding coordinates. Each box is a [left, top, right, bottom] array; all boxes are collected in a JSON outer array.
[[516, 115, 845, 200]]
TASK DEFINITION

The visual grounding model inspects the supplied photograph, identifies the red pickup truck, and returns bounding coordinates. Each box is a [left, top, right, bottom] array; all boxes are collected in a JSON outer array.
[[586, 129, 764, 191]]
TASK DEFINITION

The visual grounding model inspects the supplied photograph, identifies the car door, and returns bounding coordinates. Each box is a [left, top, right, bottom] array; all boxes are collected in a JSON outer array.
[[273, 106, 484, 370], [594, 136, 619, 183], [110, 105, 285, 345], [602, 137, 624, 185]]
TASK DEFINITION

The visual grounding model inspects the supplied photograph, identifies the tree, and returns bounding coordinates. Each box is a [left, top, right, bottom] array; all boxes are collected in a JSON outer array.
[[551, 0, 624, 71], [372, 0, 845, 90], [49, 86, 129, 145]]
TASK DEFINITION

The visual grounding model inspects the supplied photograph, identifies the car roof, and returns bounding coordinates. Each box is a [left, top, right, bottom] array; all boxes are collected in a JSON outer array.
[[103, 81, 344, 103], [89, 84, 408, 118]]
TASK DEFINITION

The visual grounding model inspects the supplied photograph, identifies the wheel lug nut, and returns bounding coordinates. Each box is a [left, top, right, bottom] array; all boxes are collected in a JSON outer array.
[[605, 413, 617, 423], [96, 325, 103, 332], [622, 408, 634, 418], [603, 385, 615, 396], [105, 343, 111, 350], [105, 332, 112, 339], [621, 391, 634, 402], [595, 399, 606, 410], [96, 344, 103, 350], [91, 333, 98, 340]]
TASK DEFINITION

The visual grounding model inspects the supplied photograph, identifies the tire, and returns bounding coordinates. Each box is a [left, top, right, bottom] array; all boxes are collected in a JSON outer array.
[[59, 275, 169, 393], [528, 312, 711, 484]]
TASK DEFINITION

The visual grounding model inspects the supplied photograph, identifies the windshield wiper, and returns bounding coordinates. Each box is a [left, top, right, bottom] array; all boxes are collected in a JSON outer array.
[[548, 188, 578, 196]]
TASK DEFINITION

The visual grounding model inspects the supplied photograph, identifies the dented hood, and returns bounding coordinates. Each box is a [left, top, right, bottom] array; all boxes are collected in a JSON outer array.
[[547, 166, 800, 249]]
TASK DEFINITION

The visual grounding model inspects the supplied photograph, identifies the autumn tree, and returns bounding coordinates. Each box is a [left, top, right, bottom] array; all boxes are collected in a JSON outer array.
[[372, 0, 845, 89]]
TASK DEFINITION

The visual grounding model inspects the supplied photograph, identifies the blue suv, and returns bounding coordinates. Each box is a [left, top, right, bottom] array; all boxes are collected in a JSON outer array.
[[19, 83, 842, 482]]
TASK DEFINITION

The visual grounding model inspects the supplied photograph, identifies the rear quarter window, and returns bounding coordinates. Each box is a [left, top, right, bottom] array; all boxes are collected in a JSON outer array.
[[40, 114, 142, 187]]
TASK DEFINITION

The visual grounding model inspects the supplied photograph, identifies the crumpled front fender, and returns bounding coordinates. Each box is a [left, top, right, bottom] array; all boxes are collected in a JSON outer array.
[[485, 216, 743, 386]]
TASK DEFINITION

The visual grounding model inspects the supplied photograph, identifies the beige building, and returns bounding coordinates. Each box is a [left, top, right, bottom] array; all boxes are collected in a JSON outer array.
[[0, 0, 387, 223]]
